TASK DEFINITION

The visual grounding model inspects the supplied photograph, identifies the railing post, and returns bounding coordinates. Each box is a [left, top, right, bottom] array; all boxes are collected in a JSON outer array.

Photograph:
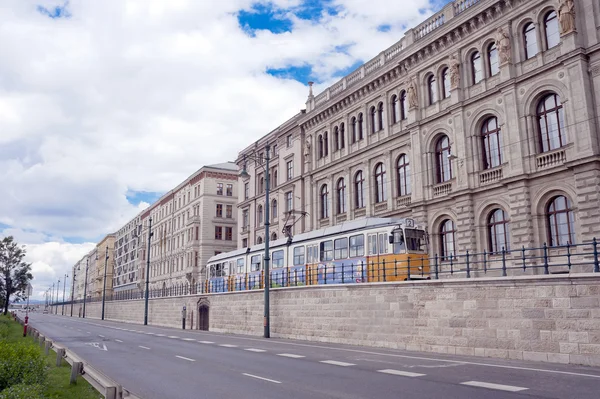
[[465, 251, 470, 278], [405, 258, 410, 281], [566, 242, 572, 271], [394, 259, 398, 277], [501, 248, 507, 277], [434, 254, 439, 279], [324, 263, 327, 285], [383, 259, 387, 282], [593, 238, 599, 273], [483, 249, 487, 274], [543, 243, 549, 275], [361, 261, 366, 282], [522, 246, 526, 272], [449, 254, 454, 275], [341, 263, 345, 284]]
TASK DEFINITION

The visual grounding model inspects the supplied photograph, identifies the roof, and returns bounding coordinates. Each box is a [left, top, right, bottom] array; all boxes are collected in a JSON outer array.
[[206, 162, 238, 172]]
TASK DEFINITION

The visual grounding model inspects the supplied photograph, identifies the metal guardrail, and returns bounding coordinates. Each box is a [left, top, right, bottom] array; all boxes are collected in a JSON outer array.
[[14, 315, 141, 399]]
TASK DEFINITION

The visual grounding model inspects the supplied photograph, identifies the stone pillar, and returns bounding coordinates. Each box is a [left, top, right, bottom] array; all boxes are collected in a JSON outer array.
[[454, 195, 476, 253], [507, 180, 535, 249], [573, 162, 600, 244]]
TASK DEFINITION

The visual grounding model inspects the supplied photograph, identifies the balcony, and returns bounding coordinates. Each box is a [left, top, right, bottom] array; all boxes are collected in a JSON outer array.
[[536, 148, 566, 171], [373, 201, 388, 214], [396, 195, 412, 208], [187, 215, 201, 226], [433, 181, 453, 197], [479, 165, 503, 186]]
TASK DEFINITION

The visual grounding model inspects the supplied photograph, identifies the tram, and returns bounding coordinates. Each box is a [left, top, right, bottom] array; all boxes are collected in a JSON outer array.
[[205, 217, 429, 293]]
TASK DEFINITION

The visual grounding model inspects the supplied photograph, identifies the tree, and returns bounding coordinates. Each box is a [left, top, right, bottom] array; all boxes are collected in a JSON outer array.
[[0, 236, 33, 315]]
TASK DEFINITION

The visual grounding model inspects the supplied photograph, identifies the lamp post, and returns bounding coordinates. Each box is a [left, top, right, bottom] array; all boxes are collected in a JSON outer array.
[[101, 246, 109, 320], [56, 278, 60, 314], [62, 274, 68, 315], [70, 265, 78, 317], [239, 144, 271, 338], [144, 217, 154, 326], [51, 283, 55, 311], [82, 257, 90, 318]]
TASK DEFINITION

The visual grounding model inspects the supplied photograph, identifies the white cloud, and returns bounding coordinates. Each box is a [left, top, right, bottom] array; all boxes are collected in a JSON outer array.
[[0, 0, 440, 287]]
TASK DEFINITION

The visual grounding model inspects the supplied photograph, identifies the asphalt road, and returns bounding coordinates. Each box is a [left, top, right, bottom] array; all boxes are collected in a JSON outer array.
[[25, 312, 600, 399]]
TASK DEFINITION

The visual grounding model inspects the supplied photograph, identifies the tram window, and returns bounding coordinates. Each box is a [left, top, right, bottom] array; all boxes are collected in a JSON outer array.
[[405, 229, 426, 252], [378, 233, 388, 255], [307, 245, 319, 263], [349, 234, 365, 257], [320, 241, 333, 261], [393, 231, 406, 254], [334, 238, 348, 259], [272, 250, 284, 268], [293, 246, 305, 265], [236, 258, 245, 274], [251, 255, 261, 271], [368, 234, 378, 255]]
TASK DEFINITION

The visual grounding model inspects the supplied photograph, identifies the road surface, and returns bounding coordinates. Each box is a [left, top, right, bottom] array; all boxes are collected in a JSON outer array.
[[26, 313, 600, 399]]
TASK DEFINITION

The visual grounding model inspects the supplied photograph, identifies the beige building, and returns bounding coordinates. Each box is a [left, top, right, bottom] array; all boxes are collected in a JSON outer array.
[[91, 234, 116, 298], [71, 253, 89, 302], [137, 162, 239, 291], [238, 0, 599, 264]]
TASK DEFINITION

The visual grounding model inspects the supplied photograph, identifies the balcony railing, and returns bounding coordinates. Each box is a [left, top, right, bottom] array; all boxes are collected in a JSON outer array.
[[536, 148, 566, 170], [396, 195, 412, 208], [454, 0, 482, 15], [479, 166, 503, 185], [433, 181, 452, 197]]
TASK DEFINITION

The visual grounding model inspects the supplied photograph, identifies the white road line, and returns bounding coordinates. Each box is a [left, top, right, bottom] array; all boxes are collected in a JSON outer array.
[[176, 355, 195, 362], [461, 381, 528, 392], [242, 373, 281, 384], [182, 338, 196, 341], [245, 348, 267, 353], [168, 336, 179, 339], [146, 332, 155, 335], [98, 335, 105, 338], [115, 339, 123, 343], [320, 360, 355, 367], [277, 353, 305, 359], [377, 369, 426, 377], [139, 346, 151, 350], [219, 344, 238, 348], [87, 332, 91, 334], [198, 341, 214, 344]]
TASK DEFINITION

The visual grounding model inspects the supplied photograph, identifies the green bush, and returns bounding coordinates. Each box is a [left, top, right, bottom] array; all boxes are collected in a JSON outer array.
[[0, 341, 47, 392], [0, 383, 44, 399]]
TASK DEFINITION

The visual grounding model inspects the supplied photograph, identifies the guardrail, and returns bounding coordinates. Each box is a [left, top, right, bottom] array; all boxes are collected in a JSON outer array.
[[14, 315, 141, 399]]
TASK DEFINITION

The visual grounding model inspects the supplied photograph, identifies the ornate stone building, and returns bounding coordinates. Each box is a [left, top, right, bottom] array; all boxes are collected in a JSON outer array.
[[238, 0, 599, 263]]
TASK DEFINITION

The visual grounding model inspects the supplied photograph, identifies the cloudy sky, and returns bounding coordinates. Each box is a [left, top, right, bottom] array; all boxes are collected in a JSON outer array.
[[0, 0, 446, 299]]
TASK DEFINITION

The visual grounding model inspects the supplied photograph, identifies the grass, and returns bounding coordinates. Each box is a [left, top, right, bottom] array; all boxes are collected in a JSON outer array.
[[0, 315, 102, 399]]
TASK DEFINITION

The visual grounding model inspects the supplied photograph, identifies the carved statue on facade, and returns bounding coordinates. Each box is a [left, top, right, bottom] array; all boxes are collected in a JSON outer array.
[[304, 135, 312, 158], [559, 0, 576, 35], [449, 56, 460, 90], [407, 80, 418, 110], [495, 28, 511, 65]]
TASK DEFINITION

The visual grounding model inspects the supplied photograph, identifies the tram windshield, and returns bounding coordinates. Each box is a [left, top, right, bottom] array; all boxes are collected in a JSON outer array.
[[392, 228, 427, 254]]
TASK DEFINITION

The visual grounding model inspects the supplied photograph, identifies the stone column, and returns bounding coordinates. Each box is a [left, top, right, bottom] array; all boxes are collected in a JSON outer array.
[[507, 180, 535, 249], [573, 162, 600, 244]]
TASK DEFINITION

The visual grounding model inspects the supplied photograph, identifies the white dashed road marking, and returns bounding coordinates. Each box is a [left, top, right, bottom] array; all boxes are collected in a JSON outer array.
[[377, 369, 426, 377], [461, 381, 528, 392], [98, 335, 105, 338], [242, 373, 281, 384], [115, 339, 123, 343], [198, 341, 214, 344], [245, 348, 267, 353], [320, 360, 355, 367], [219, 344, 238, 348], [182, 338, 196, 341], [277, 353, 305, 359], [176, 355, 195, 362], [155, 334, 166, 337], [168, 336, 179, 339], [139, 346, 151, 350]]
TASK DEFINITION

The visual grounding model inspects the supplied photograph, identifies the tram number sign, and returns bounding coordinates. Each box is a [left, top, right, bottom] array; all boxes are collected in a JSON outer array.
[[405, 218, 415, 228]]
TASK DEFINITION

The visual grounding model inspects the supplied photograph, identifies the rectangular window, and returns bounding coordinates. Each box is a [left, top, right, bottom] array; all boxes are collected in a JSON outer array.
[[226, 205, 233, 218], [285, 192, 293, 212], [216, 204, 223, 217], [225, 227, 233, 241], [307, 245, 319, 263], [272, 144, 277, 156], [378, 233, 388, 255], [349, 234, 365, 257], [368, 234, 378, 255], [287, 134, 292, 147], [251, 255, 261, 271], [243, 210, 249, 228], [236, 258, 245, 274], [293, 246, 305, 266], [215, 226, 222, 240], [334, 238, 348, 259], [272, 250, 284, 268], [320, 241, 333, 261], [226, 184, 233, 196], [242, 238, 248, 248], [217, 183, 223, 195], [244, 183, 249, 200], [287, 160, 293, 180]]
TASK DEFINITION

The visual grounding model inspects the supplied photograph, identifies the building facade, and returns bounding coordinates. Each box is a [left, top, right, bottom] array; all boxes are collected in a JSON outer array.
[[92, 234, 116, 298], [112, 215, 142, 292], [238, 0, 600, 264]]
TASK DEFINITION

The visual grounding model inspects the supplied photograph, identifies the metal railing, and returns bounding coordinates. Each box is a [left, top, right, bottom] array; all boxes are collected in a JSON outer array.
[[50, 239, 599, 303]]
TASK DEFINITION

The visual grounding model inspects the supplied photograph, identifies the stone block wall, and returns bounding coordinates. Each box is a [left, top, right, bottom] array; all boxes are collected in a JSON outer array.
[[52, 274, 600, 367]]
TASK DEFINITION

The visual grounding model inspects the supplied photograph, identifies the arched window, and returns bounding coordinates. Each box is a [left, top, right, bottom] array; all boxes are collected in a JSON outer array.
[[257, 205, 263, 225], [358, 113, 364, 140], [400, 91, 407, 120], [257, 236, 263, 245], [324, 132, 329, 156], [524, 22, 538, 60], [271, 232, 277, 241], [481, 117, 502, 169], [547, 196, 575, 246], [537, 93, 566, 152], [488, 209, 510, 253], [271, 199, 277, 220], [370, 106, 377, 134], [320, 185, 329, 219], [488, 42, 499, 76], [339, 123, 345, 149], [391, 95, 399, 123], [440, 219, 456, 261], [442, 68, 451, 99], [318, 135, 324, 159], [436, 135, 452, 183], [333, 126, 339, 151], [472, 52, 483, 84], [354, 171, 365, 209], [337, 178, 346, 214], [351, 117, 357, 143], [377, 102, 384, 131], [374, 163, 387, 203], [397, 154, 411, 197], [428, 75, 437, 105], [545, 11, 560, 49]]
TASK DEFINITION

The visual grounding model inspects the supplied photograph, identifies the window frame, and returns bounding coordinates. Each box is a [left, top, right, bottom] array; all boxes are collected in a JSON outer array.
[[334, 238, 349, 260], [320, 184, 329, 219], [440, 219, 456, 261], [547, 196, 575, 247], [488, 209, 510, 253], [320, 240, 334, 262], [397, 154, 411, 197], [355, 171, 365, 209], [488, 42, 499, 76], [293, 246, 305, 266], [442, 68, 451, 99], [481, 116, 503, 169], [524, 22, 539, 60], [435, 136, 453, 183], [471, 51, 483, 84], [544, 11, 560, 50], [374, 163, 387, 203], [337, 178, 346, 214], [428, 74, 437, 105], [349, 234, 365, 257]]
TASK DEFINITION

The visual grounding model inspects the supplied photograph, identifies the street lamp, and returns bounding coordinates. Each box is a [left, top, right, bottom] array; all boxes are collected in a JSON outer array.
[[82, 255, 92, 318], [51, 283, 55, 310], [239, 144, 271, 339], [144, 217, 154, 326], [70, 265, 78, 317], [62, 274, 68, 315], [56, 278, 60, 314], [101, 246, 109, 320]]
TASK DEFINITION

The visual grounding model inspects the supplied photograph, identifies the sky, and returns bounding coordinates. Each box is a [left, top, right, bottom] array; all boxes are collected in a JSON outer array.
[[0, 0, 447, 300]]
